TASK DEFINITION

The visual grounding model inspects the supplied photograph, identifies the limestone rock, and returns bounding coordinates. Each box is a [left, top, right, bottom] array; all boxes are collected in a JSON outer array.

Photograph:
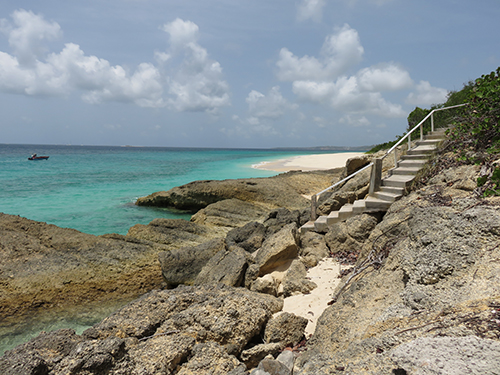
[[255, 223, 299, 276], [136, 170, 342, 212], [127, 218, 227, 248], [264, 312, 308, 346], [226, 221, 267, 253], [391, 336, 500, 375], [263, 208, 305, 236], [0, 213, 166, 322], [299, 231, 330, 267], [191, 198, 269, 228], [252, 357, 292, 375], [240, 342, 282, 369], [250, 274, 280, 297], [176, 342, 247, 375], [194, 246, 250, 287], [158, 238, 226, 288], [324, 213, 378, 255], [281, 260, 317, 297]]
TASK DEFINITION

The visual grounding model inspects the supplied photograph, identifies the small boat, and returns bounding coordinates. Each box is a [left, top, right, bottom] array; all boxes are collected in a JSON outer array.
[[28, 153, 49, 160]]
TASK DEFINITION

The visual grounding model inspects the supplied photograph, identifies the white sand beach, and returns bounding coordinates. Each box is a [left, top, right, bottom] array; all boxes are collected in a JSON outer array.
[[254, 152, 365, 172]]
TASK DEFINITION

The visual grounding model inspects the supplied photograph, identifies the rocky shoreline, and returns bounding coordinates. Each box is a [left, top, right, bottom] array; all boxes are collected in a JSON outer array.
[[2, 148, 500, 374]]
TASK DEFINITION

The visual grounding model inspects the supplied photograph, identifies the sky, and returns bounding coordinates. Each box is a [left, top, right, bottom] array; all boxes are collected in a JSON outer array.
[[0, 1, 498, 148]]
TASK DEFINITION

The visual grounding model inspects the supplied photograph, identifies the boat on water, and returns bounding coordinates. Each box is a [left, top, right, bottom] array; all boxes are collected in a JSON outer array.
[[28, 153, 49, 160]]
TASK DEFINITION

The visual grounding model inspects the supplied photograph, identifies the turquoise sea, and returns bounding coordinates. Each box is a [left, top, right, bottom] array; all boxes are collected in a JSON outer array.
[[1, 143, 356, 355]]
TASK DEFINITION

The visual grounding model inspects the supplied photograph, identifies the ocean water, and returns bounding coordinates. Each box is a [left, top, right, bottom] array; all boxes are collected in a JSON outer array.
[[1, 143, 350, 355]]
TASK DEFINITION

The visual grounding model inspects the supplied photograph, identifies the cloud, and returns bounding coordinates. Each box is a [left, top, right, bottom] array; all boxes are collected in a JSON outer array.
[[162, 19, 230, 113], [297, 0, 326, 22], [245, 86, 297, 124], [357, 64, 413, 92], [0, 10, 229, 113], [406, 80, 448, 106], [276, 24, 363, 81]]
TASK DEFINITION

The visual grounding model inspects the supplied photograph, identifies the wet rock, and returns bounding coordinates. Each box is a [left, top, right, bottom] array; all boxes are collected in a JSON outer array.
[[264, 312, 307, 346], [158, 238, 226, 288]]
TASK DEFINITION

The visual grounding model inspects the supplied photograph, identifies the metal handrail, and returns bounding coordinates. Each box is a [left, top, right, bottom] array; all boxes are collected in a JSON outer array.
[[309, 103, 468, 221]]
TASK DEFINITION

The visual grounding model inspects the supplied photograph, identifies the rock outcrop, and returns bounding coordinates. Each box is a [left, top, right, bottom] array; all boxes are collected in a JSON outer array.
[[294, 164, 500, 374], [0, 214, 166, 322], [0, 284, 285, 374]]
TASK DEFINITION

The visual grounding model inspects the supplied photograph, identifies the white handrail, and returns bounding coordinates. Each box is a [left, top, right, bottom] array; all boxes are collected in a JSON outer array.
[[309, 103, 468, 220]]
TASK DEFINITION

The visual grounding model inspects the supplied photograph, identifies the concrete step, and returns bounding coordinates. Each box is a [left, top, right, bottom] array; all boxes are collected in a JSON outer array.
[[401, 153, 432, 161], [314, 215, 328, 233], [363, 196, 392, 211], [416, 139, 441, 147], [300, 220, 315, 234], [382, 174, 415, 188], [371, 190, 401, 202], [407, 146, 436, 156], [379, 186, 405, 195], [327, 210, 340, 225], [391, 167, 420, 176], [398, 159, 428, 168], [338, 203, 354, 221]]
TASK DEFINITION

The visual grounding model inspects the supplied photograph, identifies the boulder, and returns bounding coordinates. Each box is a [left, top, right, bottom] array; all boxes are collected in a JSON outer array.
[[299, 231, 330, 267], [226, 221, 267, 253], [254, 223, 299, 276], [281, 260, 317, 297], [251, 357, 292, 375], [194, 246, 250, 287], [250, 274, 280, 297], [158, 238, 226, 288], [324, 213, 378, 255], [240, 343, 282, 369], [263, 208, 303, 236], [264, 312, 308, 346]]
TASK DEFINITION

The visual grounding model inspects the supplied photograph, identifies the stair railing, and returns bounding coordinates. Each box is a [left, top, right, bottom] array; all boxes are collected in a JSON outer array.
[[309, 103, 468, 221]]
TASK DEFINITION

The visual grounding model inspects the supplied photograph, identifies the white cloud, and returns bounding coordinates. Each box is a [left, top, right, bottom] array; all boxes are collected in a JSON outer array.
[[297, 0, 326, 22], [2, 9, 61, 66], [357, 64, 413, 92], [246, 86, 296, 121], [276, 24, 363, 81], [339, 114, 371, 127], [406, 80, 448, 106], [0, 10, 230, 113]]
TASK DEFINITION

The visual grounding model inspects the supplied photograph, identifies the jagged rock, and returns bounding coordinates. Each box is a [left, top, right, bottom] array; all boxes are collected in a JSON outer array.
[[391, 336, 500, 375], [175, 342, 247, 375], [240, 343, 282, 369], [250, 274, 279, 297], [281, 259, 317, 297], [0, 213, 166, 322], [194, 246, 250, 287], [0, 329, 83, 375], [158, 238, 226, 288], [275, 350, 295, 372], [345, 155, 371, 175], [1, 285, 284, 374], [264, 312, 308, 346], [226, 221, 267, 253], [263, 208, 303, 236], [324, 213, 378, 255], [299, 232, 330, 267], [191, 198, 269, 228], [252, 357, 292, 375], [254, 223, 299, 276]]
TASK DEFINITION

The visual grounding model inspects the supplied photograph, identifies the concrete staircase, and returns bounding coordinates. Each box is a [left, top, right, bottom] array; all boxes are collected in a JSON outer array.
[[300, 128, 447, 234]]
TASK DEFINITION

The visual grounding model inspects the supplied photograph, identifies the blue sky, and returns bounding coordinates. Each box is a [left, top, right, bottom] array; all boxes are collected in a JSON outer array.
[[0, 0, 498, 148]]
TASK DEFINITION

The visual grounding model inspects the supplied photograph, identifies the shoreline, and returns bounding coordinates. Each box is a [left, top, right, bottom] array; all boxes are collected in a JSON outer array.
[[253, 152, 366, 172]]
